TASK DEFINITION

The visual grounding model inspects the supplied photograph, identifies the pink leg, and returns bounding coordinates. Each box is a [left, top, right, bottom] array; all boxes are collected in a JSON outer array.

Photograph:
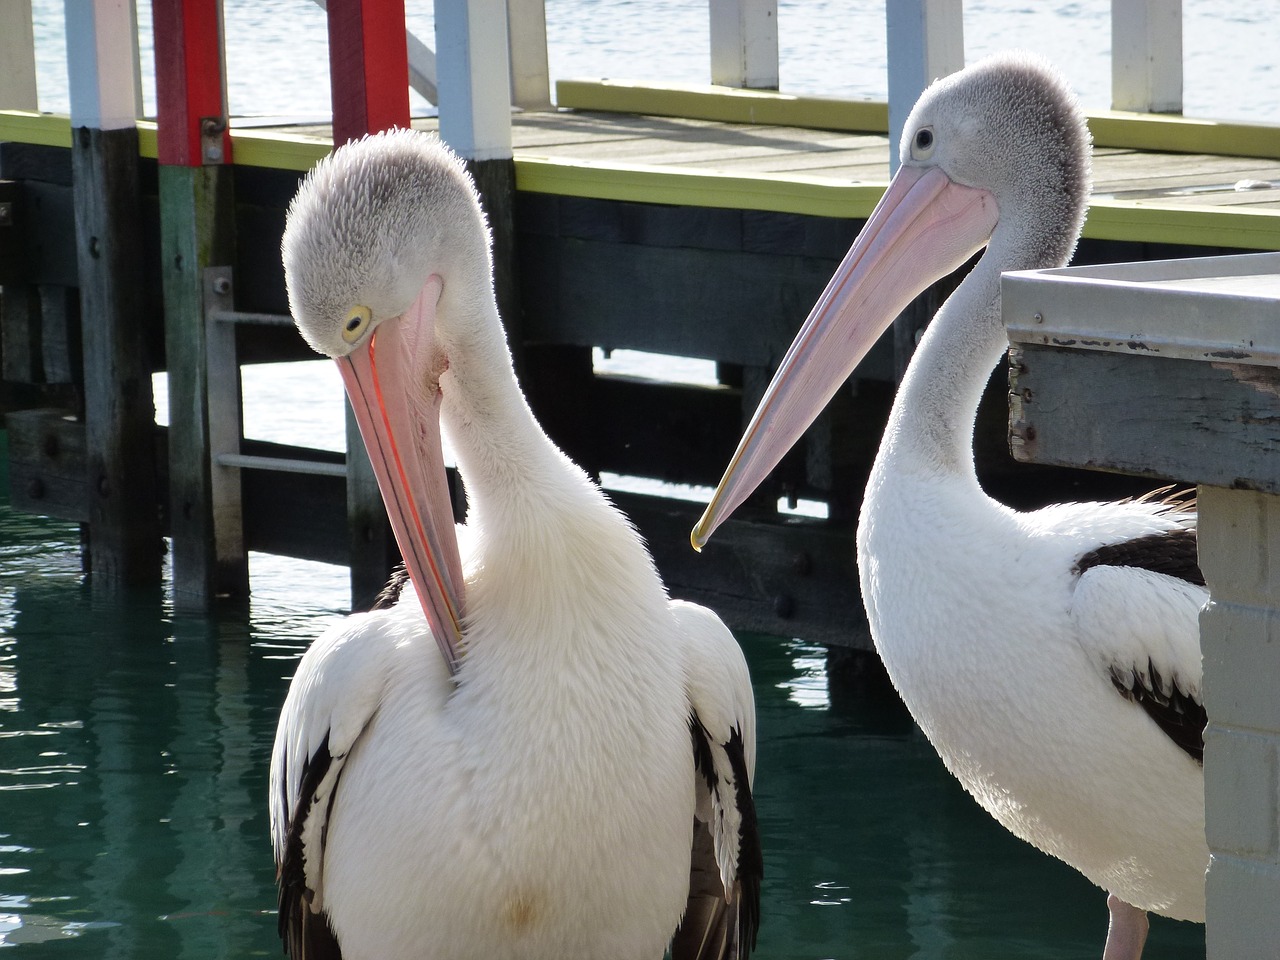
[[1102, 893, 1149, 960]]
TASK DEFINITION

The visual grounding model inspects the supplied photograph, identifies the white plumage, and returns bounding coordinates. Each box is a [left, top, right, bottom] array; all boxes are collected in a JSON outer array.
[[693, 53, 1206, 959], [271, 129, 760, 960]]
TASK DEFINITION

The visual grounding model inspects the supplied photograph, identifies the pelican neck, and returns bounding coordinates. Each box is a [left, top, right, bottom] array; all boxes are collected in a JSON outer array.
[[876, 255, 1007, 484]]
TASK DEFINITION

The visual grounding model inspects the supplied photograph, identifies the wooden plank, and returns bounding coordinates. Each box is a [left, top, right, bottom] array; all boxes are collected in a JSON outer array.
[[4, 408, 91, 522], [555, 79, 889, 133], [1009, 344, 1280, 494], [1084, 198, 1280, 250], [614, 491, 868, 649], [203, 266, 249, 591], [0, 283, 41, 382], [71, 125, 164, 584], [158, 163, 242, 606]]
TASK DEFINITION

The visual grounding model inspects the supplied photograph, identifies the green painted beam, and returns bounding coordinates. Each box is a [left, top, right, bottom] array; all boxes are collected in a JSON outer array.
[[555, 78, 890, 132]]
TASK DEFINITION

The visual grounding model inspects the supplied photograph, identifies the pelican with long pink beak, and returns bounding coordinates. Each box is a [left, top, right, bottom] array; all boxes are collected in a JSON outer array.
[[693, 53, 1206, 959], [270, 129, 761, 960]]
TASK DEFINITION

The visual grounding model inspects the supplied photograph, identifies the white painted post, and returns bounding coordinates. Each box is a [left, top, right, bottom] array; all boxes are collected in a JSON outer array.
[[709, 0, 778, 90], [435, 0, 513, 159], [1111, 0, 1182, 113], [65, 0, 143, 128], [885, 0, 963, 175], [507, 0, 551, 110], [0, 0, 39, 110]]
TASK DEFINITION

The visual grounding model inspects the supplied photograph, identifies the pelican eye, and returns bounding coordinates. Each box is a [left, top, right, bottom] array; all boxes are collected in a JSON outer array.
[[342, 305, 373, 344], [912, 126, 936, 159]]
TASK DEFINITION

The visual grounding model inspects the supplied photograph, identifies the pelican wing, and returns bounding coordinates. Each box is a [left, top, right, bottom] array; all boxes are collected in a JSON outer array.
[[671, 600, 762, 960], [270, 615, 397, 960], [1071, 527, 1208, 763]]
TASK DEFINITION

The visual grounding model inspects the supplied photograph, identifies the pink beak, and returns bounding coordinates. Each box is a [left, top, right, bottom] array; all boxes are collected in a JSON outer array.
[[339, 276, 466, 673], [691, 164, 999, 549]]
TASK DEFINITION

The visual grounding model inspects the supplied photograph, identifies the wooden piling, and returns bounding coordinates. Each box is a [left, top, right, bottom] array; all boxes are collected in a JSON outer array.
[[67, 0, 163, 587], [153, 0, 244, 609], [326, 0, 414, 608]]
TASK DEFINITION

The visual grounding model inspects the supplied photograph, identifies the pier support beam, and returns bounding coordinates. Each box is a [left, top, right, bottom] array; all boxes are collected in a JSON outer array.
[[67, 0, 163, 588], [1111, 0, 1182, 114], [153, 0, 244, 609], [437, 0, 520, 365], [709, 0, 779, 90], [885, 0, 963, 379], [326, 0, 415, 607], [0, 0, 38, 110]]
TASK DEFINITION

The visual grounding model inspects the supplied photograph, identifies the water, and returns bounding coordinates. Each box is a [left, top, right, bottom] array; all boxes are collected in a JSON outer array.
[[0, 442, 1206, 957], [24, 0, 1280, 123], [2, 3, 1242, 956]]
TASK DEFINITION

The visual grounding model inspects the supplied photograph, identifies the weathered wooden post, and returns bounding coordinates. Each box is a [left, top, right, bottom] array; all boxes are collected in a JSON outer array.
[[436, 0, 520, 360], [885, 0, 964, 379], [325, 0, 414, 608], [153, 0, 243, 609], [1111, 0, 1182, 113], [507, 0, 551, 110], [66, 0, 163, 587], [709, 0, 779, 90], [0, 0, 38, 110]]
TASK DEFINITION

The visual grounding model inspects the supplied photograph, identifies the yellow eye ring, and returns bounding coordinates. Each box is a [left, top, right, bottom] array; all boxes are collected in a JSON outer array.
[[342, 305, 373, 344]]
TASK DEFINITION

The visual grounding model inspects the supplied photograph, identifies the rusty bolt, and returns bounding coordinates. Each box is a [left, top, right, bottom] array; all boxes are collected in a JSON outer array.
[[212, 276, 232, 296]]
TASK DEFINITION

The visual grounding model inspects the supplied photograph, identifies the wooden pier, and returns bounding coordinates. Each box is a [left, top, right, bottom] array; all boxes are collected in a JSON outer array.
[[4, 2, 1280, 953], [1004, 252, 1280, 958], [1, 0, 1279, 643]]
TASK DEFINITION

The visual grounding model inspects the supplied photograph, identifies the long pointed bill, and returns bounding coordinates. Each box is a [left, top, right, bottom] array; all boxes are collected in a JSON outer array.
[[691, 164, 999, 550], [339, 276, 466, 674]]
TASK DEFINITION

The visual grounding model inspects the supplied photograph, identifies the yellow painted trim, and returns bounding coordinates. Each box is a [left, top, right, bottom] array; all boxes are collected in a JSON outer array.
[[555, 79, 889, 133], [1084, 200, 1280, 251], [555, 81, 1280, 159], [514, 155, 887, 218], [1088, 110, 1280, 160], [0, 110, 330, 171], [0, 110, 72, 147], [229, 128, 331, 171]]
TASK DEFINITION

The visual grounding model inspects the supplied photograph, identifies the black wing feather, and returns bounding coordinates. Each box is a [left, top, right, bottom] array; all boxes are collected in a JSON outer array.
[[1076, 526, 1207, 764], [277, 734, 344, 959], [677, 718, 762, 960]]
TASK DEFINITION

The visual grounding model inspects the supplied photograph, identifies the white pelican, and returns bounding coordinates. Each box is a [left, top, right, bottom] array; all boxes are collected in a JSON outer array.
[[691, 53, 1206, 959], [270, 129, 761, 960]]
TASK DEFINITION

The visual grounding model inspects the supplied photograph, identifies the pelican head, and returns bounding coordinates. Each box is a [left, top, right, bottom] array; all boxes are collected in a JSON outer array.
[[283, 129, 492, 360], [691, 52, 1092, 549], [282, 130, 487, 670]]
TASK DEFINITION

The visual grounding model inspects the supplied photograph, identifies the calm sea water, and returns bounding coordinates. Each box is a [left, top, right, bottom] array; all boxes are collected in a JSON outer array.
[[24, 0, 1280, 123], [0, 442, 1206, 958], [2, 2, 1248, 956]]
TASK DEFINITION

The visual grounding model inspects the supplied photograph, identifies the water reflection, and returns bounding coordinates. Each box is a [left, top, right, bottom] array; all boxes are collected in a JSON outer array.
[[0, 456, 1204, 958]]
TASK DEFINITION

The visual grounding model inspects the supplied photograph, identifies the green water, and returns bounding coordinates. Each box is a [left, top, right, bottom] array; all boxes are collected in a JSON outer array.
[[0, 445, 1205, 959]]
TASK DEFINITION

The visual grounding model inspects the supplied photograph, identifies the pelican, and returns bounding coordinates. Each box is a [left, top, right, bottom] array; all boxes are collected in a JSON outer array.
[[692, 53, 1206, 959], [270, 129, 761, 960]]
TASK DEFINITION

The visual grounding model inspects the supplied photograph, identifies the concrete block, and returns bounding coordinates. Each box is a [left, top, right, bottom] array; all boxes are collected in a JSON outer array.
[[1204, 726, 1279, 858], [1202, 602, 1280, 732], [1206, 855, 1280, 960]]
